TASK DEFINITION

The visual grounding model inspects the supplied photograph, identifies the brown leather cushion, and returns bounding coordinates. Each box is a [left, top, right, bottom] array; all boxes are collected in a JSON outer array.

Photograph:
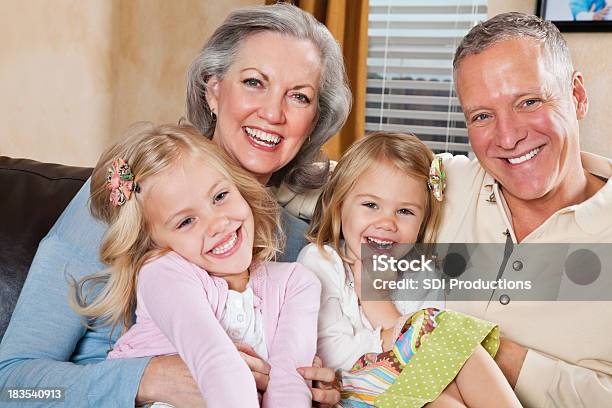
[[0, 156, 92, 340]]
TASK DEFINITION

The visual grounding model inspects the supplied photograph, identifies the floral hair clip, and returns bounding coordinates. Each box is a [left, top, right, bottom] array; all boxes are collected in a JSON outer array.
[[106, 158, 139, 207], [427, 156, 446, 202]]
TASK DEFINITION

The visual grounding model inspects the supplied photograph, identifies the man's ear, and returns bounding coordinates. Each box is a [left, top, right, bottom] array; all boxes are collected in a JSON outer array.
[[206, 75, 221, 114], [571, 71, 588, 120]]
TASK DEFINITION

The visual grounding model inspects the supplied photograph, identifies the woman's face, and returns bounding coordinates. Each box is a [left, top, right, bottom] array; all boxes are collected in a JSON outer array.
[[206, 31, 321, 184]]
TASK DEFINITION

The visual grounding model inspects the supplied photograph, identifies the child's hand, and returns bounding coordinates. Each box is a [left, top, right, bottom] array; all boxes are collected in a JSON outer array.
[[360, 299, 401, 336], [297, 356, 342, 407], [235, 342, 271, 392]]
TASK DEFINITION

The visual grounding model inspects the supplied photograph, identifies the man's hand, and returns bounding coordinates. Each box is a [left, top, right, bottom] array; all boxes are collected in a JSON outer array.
[[137, 354, 205, 408], [494, 337, 528, 388], [235, 342, 271, 392], [297, 356, 341, 407]]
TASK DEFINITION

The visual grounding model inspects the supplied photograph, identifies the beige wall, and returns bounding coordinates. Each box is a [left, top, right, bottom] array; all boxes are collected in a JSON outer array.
[[3, 1, 609, 165], [0, 0, 261, 167], [489, 0, 612, 158]]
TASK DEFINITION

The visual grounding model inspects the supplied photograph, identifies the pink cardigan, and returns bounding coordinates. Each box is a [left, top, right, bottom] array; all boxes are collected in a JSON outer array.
[[107, 251, 321, 408]]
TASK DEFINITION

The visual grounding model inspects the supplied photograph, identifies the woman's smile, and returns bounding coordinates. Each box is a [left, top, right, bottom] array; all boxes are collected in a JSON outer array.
[[243, 126, 283, 150]]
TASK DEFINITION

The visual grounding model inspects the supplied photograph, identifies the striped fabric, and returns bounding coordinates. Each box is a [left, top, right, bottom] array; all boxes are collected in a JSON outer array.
[[337, 308, 499, 408]]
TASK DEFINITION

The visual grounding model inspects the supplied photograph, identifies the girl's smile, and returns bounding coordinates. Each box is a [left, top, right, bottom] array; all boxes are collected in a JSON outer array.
[[208, 228, 241, 257]]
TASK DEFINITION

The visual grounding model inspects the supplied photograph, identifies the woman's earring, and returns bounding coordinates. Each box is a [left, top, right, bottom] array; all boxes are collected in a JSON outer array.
[[211, 108, 217, 122]]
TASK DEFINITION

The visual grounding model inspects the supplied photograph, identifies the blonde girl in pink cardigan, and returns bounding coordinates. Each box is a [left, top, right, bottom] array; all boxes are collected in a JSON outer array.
[[71, 123, 320, 408]]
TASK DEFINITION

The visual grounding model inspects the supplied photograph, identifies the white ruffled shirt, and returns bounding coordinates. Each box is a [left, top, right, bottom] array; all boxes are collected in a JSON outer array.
[[219, 286, 268, 360]]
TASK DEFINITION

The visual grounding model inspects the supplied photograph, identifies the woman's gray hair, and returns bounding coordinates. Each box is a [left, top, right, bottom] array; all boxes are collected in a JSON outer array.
[[186, 3, 351, 193], [453, 12, 574, 92]]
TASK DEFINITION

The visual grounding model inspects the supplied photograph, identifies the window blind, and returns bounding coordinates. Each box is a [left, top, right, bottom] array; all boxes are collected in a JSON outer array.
[[367, 0, 487, 155]]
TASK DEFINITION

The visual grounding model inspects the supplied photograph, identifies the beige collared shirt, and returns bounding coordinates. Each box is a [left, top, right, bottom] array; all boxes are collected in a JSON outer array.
[[272, 182, 322, 221], [270, 161, 337, 221], [438, 152, 612, 408]]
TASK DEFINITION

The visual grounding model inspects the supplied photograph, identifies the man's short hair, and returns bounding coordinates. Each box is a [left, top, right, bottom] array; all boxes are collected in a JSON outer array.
[[453, 12, 574, 91]]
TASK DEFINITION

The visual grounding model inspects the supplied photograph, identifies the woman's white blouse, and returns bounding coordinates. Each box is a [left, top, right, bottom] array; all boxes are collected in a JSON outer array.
[[219, 286, 268, 360]]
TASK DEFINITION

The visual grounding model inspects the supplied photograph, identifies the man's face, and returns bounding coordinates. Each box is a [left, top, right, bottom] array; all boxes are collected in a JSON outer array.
[[455, 38, 587, 204]]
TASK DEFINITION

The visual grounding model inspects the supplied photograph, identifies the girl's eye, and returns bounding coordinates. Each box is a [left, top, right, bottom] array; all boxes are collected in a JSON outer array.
[[362, 202, 378, 209], [178, 217, 195, 229], [243, 78, 262, 88], [292, 93, 311, 104], [214, 191, 228, 203], [398, 208, 414, 216]]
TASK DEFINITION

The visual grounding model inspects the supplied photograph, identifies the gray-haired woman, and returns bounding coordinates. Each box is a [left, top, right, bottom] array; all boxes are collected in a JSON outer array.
[[0, 4, 349, 407]]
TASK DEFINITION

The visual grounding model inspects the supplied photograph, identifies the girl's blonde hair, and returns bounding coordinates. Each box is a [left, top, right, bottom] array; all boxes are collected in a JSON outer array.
[[71, 122, 282, 333], [308, 132, 442, 261]]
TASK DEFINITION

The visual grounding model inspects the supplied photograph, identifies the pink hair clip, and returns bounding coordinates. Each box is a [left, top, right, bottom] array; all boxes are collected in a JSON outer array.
[[106, 158, 139, 207], [427, 156, 446, 202]]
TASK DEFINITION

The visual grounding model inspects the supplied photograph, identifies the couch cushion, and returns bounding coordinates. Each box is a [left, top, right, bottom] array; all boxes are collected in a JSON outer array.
[[0, 156, 92, 340]]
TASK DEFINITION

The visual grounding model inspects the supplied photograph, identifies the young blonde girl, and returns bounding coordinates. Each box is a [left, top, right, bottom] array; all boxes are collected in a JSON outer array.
[[298, 132, 520, 408], [72, 123, 320, 408]]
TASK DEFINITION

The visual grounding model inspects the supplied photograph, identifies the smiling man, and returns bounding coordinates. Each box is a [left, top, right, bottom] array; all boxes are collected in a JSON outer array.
[[437, 12, 612, 408]]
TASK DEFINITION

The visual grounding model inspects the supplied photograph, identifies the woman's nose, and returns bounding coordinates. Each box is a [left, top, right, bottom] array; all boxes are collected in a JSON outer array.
[[258, 93, 285, 124]]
